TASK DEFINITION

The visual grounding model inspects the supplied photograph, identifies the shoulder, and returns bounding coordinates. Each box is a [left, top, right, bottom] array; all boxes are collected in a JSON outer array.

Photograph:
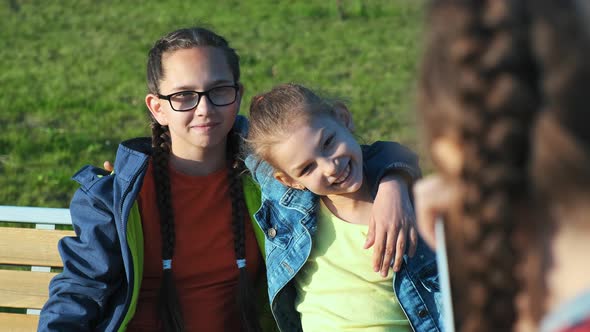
[[70, 138, 151, 211], [72, 138, 151, 191], [540, 290, 590, 332], [72, 165, 113, 191], [234, 114, 249, 137]]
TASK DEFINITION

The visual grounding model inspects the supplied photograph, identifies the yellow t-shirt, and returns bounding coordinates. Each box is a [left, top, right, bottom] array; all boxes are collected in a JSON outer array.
[[294, 202, 412, 332]]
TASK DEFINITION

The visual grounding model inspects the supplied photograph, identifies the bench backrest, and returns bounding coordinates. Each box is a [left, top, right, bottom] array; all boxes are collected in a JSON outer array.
[[0, 205, 74, 332]]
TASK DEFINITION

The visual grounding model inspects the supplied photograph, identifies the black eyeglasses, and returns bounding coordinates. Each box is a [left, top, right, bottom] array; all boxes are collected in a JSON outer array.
[[158, 84, 239, 112]]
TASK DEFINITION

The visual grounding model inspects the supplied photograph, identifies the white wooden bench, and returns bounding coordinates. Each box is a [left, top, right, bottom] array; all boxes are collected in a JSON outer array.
[[0, 205, 74, 332]]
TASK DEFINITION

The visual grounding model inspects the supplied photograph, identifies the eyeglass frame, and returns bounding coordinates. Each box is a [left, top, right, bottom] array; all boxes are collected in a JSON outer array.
[[157, 84, 240, 112]]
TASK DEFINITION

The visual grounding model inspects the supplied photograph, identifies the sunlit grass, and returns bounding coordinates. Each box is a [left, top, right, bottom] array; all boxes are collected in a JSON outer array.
[[0, 0, 424, 207]]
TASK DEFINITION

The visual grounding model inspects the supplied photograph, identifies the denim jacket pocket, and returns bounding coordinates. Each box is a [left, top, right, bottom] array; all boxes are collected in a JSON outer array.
[[254, 201, 293, 251]]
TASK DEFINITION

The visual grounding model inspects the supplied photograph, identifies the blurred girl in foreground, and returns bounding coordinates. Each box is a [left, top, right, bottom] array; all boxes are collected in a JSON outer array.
[[413, 0, 590, 331]]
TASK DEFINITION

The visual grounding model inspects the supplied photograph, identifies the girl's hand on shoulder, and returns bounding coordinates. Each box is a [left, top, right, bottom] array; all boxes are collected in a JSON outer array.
[[365, 174, 418, 277], [413, 174, 457, 250]]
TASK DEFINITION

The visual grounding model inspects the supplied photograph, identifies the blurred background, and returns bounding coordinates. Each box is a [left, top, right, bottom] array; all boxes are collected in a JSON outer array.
[[0, 0, 424, 208]]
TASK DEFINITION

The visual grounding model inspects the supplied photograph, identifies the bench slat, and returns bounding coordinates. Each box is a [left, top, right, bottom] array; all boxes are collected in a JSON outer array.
[[0, 228, 74, 267], [0, 206, 71, 225], [0, 270, 57, 309], [0, 312, 39, 332]]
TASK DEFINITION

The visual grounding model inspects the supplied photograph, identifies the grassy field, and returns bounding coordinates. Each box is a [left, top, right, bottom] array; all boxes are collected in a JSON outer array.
[[0, 0, 425, 208]]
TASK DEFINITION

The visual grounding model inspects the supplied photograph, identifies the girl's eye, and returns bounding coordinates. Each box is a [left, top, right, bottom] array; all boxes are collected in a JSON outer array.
[[324, 135, 334, 149], [301, 164, 313, 176], [172, 92, 197, 101]]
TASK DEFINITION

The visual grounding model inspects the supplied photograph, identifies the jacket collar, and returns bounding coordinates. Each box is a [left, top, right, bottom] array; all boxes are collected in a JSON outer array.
[[114, 137, 152, 182], [249, 158, 317, 215]]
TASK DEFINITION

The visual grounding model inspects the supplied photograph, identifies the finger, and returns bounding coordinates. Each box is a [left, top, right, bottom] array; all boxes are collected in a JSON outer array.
[[391, 226, 406, 273], [408, 225, 418, 258], [103, 161, 114, 172], [364, 215, 376, 249], [371, 223, 386, 272], [380, 225, 399, 277]]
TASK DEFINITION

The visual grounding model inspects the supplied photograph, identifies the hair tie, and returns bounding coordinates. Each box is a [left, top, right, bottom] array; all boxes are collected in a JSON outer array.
[[236, 259, 246, 269], [254, 95, 264, 104], [162, 259, 172, 270]]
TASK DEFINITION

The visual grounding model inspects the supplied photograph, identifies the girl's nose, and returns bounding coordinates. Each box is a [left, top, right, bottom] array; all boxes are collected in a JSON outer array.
[[194, 96, 215, 116], [321, 158, 338, 176]]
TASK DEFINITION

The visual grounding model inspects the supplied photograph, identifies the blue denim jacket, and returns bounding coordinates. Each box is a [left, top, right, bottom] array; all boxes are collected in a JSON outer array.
[[245, 141, 442, 332]]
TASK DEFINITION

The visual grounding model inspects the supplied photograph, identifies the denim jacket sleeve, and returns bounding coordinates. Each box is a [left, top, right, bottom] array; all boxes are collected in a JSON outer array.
[[39, 178, 124, 331], [362, 141, 421, 197]]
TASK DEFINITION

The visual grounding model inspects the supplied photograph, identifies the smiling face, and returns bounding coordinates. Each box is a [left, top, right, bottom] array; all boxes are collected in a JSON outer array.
[[146, 47, 241, 159], [270, 113, 364, 196]]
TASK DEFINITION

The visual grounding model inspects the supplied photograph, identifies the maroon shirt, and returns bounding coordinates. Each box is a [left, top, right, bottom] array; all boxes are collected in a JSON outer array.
[[127, 161, 262, 331]]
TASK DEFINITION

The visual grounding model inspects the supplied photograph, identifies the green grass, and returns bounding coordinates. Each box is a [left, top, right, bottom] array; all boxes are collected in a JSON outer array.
[[0, 0, 425, 207]]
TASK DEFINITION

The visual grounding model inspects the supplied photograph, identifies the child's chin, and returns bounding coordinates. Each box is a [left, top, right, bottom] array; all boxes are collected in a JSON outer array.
[[341, 181, 362, 194], [348, 176, 363, 191]]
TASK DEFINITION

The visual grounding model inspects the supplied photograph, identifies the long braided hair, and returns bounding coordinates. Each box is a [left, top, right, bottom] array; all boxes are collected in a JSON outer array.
[[418, 1, 539, 330], [418, 0, 590, 330], [146, 27, 260, 332]]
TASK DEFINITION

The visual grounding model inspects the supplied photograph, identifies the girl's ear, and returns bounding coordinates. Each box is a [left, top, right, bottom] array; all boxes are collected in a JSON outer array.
[[146, 94, 168, 125], [274, 171, 305, 190], [333, 102, 354, 132]]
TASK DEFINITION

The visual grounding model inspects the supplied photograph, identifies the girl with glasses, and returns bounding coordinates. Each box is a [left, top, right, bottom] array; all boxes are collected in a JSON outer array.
[[39, 26, 266, 332], [38, 26, 421, 332]]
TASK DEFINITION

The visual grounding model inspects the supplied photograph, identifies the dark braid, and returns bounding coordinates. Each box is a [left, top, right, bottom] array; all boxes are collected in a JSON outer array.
[[227, 128, 262, 332], [418, 1, 541, 331], [150, 120, 184, 331], [419, 0, 590, 329]]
